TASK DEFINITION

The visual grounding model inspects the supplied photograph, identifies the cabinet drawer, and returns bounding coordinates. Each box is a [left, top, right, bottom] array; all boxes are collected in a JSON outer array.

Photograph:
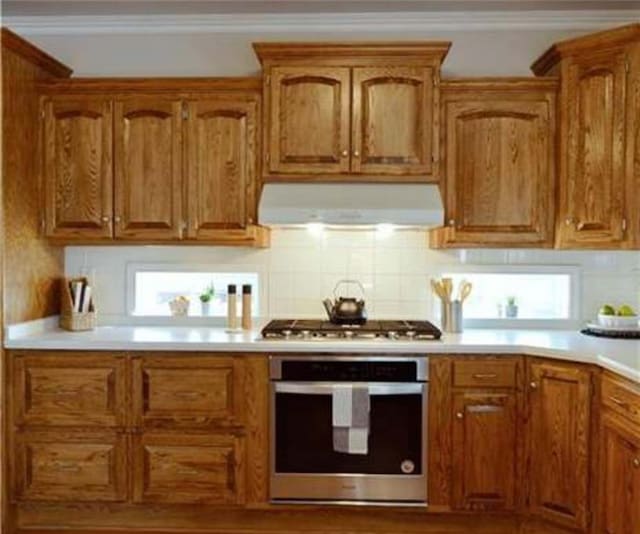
[[12, 352, 127, 427], [13, 430, 127, 502], [602, 373, 640, 427], [453, 359, 518, 388], [133, 433, 244, 505], [132, 355, 245, 429]]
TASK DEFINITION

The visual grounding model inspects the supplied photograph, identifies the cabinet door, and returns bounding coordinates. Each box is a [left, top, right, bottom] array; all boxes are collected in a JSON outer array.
[[352, 67, 435, 177], [132, 356, 245, 430], [452, 392, 518, 510], [12, 352, 126, 428], [442, 98, 554, 246], [114, 99, 183, 240], [43, 98, 113, 239], [132, 433, 244, 505], [186, 99, 257, 239], [527, 361, 592, 530], [267, 66, 350, 175], [558, 49, 631, 248], [13, 430, 127, 502], [598, 413, 640, 534]]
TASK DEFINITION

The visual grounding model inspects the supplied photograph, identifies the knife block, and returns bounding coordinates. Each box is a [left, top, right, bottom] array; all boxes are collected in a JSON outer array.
[[60, 277, 97, 331]]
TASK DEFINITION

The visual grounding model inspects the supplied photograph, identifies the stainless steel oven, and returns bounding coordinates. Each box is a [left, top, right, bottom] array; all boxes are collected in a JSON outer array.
[[269, 355, 428, 505]]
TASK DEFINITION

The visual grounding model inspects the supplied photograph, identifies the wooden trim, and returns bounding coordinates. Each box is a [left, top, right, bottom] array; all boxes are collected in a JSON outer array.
[[1, 27, 72, 78], [531, 22, 640, 75], [253, 41, 451, 64], [38, 77, 262, 94], [441, 77, 559, 91]]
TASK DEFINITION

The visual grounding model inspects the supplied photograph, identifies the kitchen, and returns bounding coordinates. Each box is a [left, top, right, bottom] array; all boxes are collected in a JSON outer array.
[[1, 1, 640, 533]]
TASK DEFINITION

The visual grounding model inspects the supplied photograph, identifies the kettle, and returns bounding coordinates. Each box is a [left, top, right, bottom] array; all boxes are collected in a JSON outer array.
[[323, 280, 367, 325]]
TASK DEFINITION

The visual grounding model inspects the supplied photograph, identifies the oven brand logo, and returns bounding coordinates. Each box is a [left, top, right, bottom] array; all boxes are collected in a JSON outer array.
[[401, 460, 415, 474]]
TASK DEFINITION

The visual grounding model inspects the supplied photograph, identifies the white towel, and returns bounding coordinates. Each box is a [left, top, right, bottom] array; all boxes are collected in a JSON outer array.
[[332, 385, 353, 427], [332, 384, 370, 455]]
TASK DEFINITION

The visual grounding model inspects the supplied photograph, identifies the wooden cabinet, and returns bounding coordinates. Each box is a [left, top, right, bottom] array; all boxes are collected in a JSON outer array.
[[39, 79, 268, 247], [185, 98, 259, 240], [430, 79, 557, 248], [597, 413, 640, 534], [452, 391, 518, 510], [132, 432, 244, 505], [352, 67, 435, 175], [114, 98, 183, 240], [13, 429, 128, 502], [42, 97, 113, 240], [12, 352, 126, 428], [255, 42, 450, 181], [526, 360, 592, 531], [266, 66, 350, 175], [532, 25, 640, 249], [132, 355, 245, 430]]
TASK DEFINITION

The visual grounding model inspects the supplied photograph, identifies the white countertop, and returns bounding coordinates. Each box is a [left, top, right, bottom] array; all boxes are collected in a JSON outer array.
[[5, 322, 640, 384]]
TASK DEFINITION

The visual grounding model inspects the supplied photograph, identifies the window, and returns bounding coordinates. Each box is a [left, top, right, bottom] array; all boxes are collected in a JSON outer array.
[[129, 266, 260, 317], [437, 267, 579, 327]]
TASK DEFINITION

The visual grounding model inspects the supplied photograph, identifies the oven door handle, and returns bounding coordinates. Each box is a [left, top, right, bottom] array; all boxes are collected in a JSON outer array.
[[273, 382, 424, 395]]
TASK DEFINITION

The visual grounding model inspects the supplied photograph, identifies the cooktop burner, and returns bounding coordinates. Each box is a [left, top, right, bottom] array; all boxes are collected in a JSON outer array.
[[261, 319, 442, 340]]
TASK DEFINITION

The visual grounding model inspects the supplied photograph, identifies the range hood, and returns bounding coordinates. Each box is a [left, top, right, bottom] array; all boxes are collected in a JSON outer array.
[[258, 183, 444, 227]]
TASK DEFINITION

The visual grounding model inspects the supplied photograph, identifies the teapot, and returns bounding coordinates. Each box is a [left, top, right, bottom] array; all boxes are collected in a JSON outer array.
[[323, 280, 367, 325]]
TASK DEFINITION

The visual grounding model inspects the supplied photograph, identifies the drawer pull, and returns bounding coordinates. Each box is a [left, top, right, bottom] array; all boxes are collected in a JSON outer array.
[[174, 391, 205, 400], [177, 467, 200, 476], [455, 412, 464, 419], [53, 462, 81, 473], [633, 458, 640, 469], [472, 373, 498, 379], [530, 381, 538, 389]]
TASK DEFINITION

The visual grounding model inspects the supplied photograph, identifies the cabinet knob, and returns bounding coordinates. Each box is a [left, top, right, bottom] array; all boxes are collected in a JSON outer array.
[[448, 219, 455, 227], [114, 216, 121, 223], [565, 217, 574, 226], [456, 412, 464, 419], [576, 221, 585, 230], [353, 150, 360, 157], [633, 458, 640, 469], [101, 216, 110, 223], [341, 150, 348, 157], [530, 381, 538, 389]]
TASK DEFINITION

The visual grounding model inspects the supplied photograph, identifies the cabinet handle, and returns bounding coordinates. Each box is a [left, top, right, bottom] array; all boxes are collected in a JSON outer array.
[[174, 391, 204, 399], [565, 217, 574, 226], [177, 467, 199, 476], [472, 373, 498, 379], [455, 412, 464, 419], [341, 150, 348, 157], [530, 381, 538, 389], [54, 461, 81, 473], [353, 150, 360, 157], [576, 221, 585, 230], [608, 396, 626, 407], [633, 458, 640, 469]]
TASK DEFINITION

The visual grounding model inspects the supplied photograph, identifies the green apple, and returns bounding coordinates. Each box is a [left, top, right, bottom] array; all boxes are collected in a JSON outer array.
[[599, 304, 616, 316], [617, 305, 637, 317]]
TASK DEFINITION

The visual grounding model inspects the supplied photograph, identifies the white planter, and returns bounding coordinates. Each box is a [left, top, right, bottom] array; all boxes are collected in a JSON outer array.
[[200, 301, 211, 316]]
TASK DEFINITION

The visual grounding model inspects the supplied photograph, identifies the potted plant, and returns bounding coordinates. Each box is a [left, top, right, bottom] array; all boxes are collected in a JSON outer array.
[[199, 284, 215, 316], [505, 296, 518, 318]]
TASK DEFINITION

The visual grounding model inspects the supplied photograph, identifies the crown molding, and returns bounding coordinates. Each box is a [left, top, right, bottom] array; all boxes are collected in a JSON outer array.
[[4, 10, 640, 35]]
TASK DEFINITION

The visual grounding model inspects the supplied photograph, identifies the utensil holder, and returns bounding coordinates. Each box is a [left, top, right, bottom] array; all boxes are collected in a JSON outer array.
[[441, 300, 463, 333], [60, 277, 97, 332]]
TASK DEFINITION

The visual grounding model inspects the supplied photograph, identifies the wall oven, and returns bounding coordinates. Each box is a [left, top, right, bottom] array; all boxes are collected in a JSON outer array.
[[269, 355, 428, 505]]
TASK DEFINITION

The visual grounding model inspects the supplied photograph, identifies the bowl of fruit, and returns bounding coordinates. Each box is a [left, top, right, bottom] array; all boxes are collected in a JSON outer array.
[[598, 304, 638, 329]]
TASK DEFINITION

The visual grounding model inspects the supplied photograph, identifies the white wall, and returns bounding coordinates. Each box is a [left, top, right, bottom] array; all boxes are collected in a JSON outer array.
[[65, 229, 640, 326]]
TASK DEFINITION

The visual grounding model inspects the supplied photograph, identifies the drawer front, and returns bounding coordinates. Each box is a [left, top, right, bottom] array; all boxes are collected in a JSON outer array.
[[12, 353, 126, 427], [132, 356, 245, 429], [133, 433, 245, 505], [453, 358, 518, 388], [602, 373, 640, 426], [13, 430, 127, 502]]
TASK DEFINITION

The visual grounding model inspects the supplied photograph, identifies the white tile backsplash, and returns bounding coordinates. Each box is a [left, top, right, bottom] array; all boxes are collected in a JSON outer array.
[[65, 228, 640, 324]]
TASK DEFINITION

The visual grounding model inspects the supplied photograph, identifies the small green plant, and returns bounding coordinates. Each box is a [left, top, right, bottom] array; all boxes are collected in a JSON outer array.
[[506, 296, 517, 306], [199, 283, 215, 303]]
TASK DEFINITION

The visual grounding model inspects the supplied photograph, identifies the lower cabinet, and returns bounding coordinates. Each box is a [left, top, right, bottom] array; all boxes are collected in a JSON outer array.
[[452, 391, 518, 510], [526, 360, 592, 531], [132, 432, 245, 505], [597, 413, 640, 534], [13, 429, 128, 502]]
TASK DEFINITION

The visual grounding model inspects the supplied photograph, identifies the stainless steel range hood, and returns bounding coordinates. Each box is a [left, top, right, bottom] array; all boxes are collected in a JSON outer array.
[[258, 183, 444, 227]]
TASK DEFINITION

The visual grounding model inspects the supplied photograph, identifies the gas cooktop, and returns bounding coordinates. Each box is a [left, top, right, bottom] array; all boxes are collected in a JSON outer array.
[[261, 319, 442, 340]]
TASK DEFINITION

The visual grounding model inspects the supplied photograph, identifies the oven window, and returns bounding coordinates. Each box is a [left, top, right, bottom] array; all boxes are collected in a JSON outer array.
[[275, 391, 423, 475]]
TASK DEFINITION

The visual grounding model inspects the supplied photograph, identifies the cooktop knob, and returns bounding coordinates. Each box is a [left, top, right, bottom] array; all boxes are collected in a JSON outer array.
[[343, 330, 354, 338], [281, 329, 292, 338], [387, 330, 398, 339], [405, 330, 416, 338], [300, 329, 311, 338]]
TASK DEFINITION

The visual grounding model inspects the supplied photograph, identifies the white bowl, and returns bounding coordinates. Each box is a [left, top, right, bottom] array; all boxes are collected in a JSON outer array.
[[598, 314, 638, 328]]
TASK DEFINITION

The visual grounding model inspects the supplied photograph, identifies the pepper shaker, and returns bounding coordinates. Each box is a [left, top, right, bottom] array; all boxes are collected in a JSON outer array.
[[242, 284, 252, 330], [227, 284, 237, 330]]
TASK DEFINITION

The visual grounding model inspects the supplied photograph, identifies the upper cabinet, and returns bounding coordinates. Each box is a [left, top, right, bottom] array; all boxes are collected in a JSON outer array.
[[114, 99, 183, 240], [40, 79, 268, 247], [254, 42, 450, 182], [430, 79, 557, 248], [532, 23, 640, 249], [43, 97, 113, 240]]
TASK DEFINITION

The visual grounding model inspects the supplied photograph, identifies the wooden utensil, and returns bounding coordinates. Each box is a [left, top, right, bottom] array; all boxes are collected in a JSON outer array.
[[458, 281, 473, 302], [442, 278, 453, 303]]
